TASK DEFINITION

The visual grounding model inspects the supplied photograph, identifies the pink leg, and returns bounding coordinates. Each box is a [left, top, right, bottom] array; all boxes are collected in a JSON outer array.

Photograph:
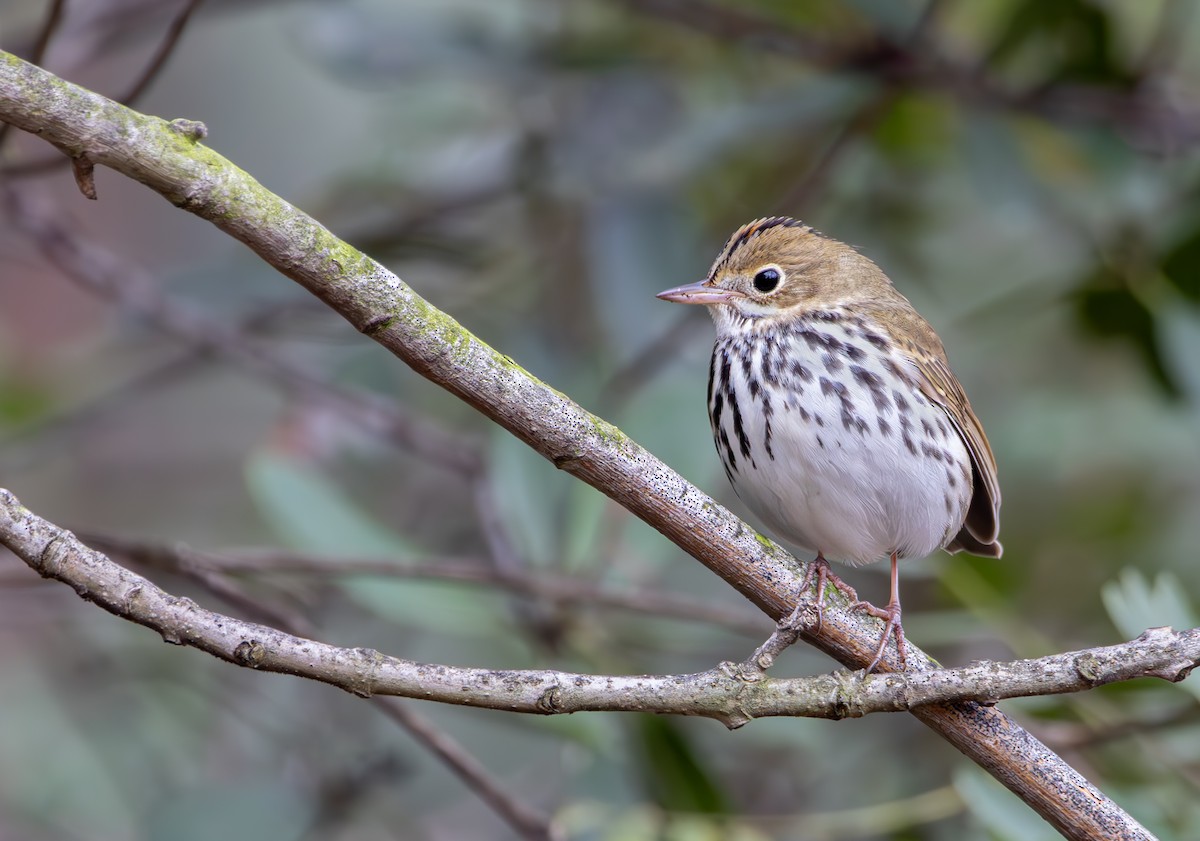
[[852, 551, 907, 673], [796, 553, 860, 634]]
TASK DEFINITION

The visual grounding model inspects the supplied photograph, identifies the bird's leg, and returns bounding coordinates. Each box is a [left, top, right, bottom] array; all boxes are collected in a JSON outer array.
[[731, 553, 844, 680], [852, 551, 907, 673], [799, 552, 860, 635]]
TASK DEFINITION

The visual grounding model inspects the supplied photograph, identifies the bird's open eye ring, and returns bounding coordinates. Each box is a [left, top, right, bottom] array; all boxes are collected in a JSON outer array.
[[753, 266, 783, 293]]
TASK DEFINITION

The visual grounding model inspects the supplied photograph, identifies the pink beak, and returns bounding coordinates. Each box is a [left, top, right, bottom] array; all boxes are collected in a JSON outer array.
[[656, 279, 745, 306]]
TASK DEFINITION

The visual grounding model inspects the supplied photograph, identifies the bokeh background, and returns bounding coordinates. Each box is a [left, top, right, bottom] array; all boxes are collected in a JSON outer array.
[[2, 1, 1200, 839]]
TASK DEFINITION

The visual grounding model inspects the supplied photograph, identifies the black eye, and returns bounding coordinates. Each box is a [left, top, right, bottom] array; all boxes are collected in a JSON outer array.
[[753, 267, 782, 293]]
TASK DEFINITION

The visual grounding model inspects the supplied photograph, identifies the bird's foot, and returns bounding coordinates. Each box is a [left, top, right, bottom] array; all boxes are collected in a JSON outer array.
[[800, 554, 860, 635], [852, 598, 906, 673], [735, 555, 851, 681]]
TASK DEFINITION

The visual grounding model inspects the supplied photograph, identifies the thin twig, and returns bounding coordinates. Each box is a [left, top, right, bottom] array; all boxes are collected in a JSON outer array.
[[597, 313, 705, 411], [0, 298, 319, 469], [771, 91, 896, 216], [117, 0, 203, 107], [83, 534, 768, 637], [3, 186, 482, 477], [28, 0, 68, 66], [0, 0, 66, 150], [370, 698, 559, 841]]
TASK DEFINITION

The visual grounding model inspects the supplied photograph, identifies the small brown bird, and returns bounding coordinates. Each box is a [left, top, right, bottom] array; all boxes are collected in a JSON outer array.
[[658, 217, 1001, 671]]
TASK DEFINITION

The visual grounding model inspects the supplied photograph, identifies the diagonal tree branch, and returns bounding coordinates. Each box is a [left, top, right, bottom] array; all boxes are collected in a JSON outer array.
[[0, 52, 1158, 840]]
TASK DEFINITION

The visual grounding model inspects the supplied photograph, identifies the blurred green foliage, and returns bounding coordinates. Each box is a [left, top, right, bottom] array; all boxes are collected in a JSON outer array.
[[2, 1, 1200, 839]]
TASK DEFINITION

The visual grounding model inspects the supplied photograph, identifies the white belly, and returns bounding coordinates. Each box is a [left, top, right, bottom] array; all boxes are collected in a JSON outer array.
[[709, 319, 972, 565]]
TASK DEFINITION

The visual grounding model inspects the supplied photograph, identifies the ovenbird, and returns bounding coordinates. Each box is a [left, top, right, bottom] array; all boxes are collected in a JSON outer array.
[[658, 217, 1001, 671]]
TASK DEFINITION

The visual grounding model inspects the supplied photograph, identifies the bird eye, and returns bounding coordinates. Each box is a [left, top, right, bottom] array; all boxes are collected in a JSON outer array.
[[753, 267, 782, 293]]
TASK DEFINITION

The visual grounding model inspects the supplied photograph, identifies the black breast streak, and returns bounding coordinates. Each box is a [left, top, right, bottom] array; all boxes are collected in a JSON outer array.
[[717, 427, 738, 474], [851, 364, 890, 411], [760, 333, 782, 386], [761, 389, 775, 460], [729, 380, 754, 465], [884, 358, 914, 387], [863, 330, 889, 350], [712, 344, 738, 473], [796, 328, 847, 357], [707, 350, 717, 405], [899, 413, 917, 455], [821, 375, 869, 435]]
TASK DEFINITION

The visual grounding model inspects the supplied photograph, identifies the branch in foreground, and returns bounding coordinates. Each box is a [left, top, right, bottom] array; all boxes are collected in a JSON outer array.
[[3, 490, 1196, 727], [0, 52, 1157, 840]]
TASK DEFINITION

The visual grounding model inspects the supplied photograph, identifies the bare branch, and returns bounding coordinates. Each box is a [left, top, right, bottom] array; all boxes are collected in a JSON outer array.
[[2, 489, 1197, 726]]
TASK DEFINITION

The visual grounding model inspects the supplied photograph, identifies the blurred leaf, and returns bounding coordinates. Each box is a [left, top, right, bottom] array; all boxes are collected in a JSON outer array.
[[1161, 224, 1200, 303], [246, 451, 503, 634], [0, 378, 52, 427], [954, 765, 1058, 841], [487, 428, 562, 566], [1101, 568, 1197, 641], [245, 451, 417, 557], [985, 0, 1132, 86], [962, 111, 1038, 208], [146, 783, 311, 841], [0, 666, 135, 836], [559, 803, 770, 841], [633, 716, 727, 815], [872, 92, 956, 168], [562, 477, 611, 570], [1157, 303, 1200, 404], [1075, 277, 1180, 396]]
